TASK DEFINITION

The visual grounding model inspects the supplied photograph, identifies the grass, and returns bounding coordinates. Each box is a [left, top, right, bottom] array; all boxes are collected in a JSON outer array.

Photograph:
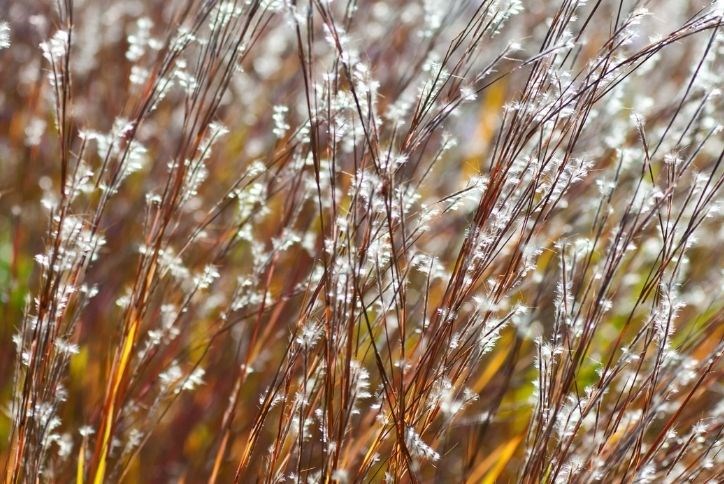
[[0, 0, 722, 482]]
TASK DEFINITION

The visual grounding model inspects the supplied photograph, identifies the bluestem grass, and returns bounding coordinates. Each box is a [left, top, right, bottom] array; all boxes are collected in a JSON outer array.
[[0, 0, 722, 482]]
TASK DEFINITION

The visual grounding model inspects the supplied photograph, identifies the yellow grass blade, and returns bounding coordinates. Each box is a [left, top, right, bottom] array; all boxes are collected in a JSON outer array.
[[76, 436, 86, 484], [472, 339, 509, 393], [483, 435, 522, 484], [93, 309, 140, 484], [466, 434, 522, 484]]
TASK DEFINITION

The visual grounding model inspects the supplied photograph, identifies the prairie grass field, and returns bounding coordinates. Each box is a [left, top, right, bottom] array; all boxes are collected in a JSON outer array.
[[0, 0, 723, 482]]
